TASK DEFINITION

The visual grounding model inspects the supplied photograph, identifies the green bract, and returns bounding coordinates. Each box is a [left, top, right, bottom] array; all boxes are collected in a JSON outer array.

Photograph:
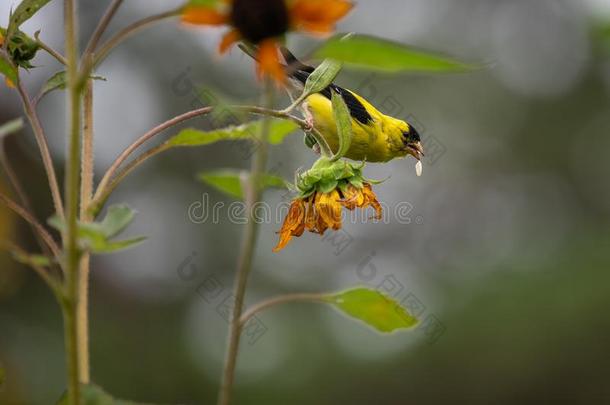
[[296, 157, 367, 198], [0, 27, 40, 69]]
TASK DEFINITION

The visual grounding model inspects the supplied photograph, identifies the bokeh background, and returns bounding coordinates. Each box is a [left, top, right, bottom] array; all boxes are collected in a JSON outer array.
[[2, 0, 610, 404]]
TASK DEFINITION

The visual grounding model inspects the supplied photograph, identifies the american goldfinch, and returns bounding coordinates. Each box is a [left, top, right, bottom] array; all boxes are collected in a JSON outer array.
[[281, 48, 424, 163]]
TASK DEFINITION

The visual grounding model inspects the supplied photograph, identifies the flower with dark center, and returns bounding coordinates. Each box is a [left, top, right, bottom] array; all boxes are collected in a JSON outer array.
[[182, 0, 353, 84]]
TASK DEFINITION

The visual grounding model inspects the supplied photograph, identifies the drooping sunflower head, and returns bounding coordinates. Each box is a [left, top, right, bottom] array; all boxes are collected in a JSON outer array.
[[274, 158, 383, 252]]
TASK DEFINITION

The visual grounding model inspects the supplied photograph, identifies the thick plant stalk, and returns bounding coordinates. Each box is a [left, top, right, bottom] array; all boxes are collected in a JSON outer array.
[[77, 80, 95, 384], [63, 0, 83, 402], [217, 81, 274, 405]]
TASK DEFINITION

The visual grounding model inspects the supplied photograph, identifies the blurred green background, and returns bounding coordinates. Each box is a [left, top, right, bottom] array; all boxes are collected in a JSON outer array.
[[2, 0, 610, 404]]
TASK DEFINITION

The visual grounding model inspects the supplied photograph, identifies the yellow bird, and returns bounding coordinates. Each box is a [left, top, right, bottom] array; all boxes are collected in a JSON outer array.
[[281, 48, 424, 163]]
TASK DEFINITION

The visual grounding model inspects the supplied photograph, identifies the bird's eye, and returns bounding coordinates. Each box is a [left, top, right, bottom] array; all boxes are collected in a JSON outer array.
[[402, 126, 421, 144]]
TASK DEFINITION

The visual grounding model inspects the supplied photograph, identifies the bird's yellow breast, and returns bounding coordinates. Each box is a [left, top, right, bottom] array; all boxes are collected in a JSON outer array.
[[304, 91, 408, 162]]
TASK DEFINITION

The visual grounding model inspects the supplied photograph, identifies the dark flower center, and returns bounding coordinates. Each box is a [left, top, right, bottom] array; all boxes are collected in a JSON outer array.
[[230, 0, 290, 43]]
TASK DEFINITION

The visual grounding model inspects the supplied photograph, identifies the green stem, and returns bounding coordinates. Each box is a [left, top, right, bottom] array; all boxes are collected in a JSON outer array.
[[88, 105, 314, 217], [15, 80, 65, 219], [77, 80, 94, 384], [0, 191, 61, 259], [83, 0, 125, 57], [239, 293, 331, 326], [34, 31, 67, 65], [63, 0, 83, 402], [217, 81, 274, 405], [1, 240, 62, 298], [91, 8, 180, 71], [61, 299, 79, 405], [0, 140, 59, 262]]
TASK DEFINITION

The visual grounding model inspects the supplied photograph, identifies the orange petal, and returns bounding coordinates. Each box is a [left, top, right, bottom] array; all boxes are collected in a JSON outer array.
[[273, 230, 294, 252], [297, 22, 335, 35], [5, 78, 15, 89], [304, 196, 318, 231], [181, 6, 229, 26], [256, 39, 286, 85], [290, 0, 353, 34], [219, 29, 242, 54], [362, 184, 382, 219], [316, 190, 342, 231], [273, 199, 305, 252], [341, 184, 365, 210]]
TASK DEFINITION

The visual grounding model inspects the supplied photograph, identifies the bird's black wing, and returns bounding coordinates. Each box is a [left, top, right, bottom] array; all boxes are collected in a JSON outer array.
[[281, 47, 373, 125]]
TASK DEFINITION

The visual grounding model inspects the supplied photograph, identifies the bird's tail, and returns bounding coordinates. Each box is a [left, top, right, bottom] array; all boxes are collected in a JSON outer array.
[[238, 44, 315, 87]]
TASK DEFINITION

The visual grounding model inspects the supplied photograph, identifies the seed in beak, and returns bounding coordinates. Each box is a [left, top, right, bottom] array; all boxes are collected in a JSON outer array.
[[415, 160, 423, 177]]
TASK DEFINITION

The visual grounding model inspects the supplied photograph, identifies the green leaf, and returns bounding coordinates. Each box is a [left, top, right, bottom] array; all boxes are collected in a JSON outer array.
[[85, 236, 147, 254], [39, 71, 106, 100], [0, 117, 24, 138], [7, 0, 52, 39], [313, 34, 473, 73], [98, 204, 136, 238], [266, 120, 299, 145], [48, 205, 145, 254], [12, 251, 52, 267], [199, 170, 286, 200], [330, 90, 352, 160], [302, 58, 343, 96], [167, 119, 298, 147], [199, 170, 246, 199], [330, 288, 418, 333], [56, 383, 143, 405], [0, 52, 18, 85], [168, 123, 259, 147], [186, 0, 221, 6]]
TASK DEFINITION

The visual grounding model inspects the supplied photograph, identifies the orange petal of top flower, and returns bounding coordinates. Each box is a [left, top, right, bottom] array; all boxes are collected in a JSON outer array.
[[182, 6, 229, 26], [219, 29, 242, 54], [290, 0, 353, 34], [256, 38, 286, 85]]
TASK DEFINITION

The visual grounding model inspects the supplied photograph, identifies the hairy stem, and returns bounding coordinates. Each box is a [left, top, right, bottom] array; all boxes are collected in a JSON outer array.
[[76, 80, 94, 384], [89, 105, 318, 217], [34, 31, 67, 65], [0, 240, 62, 297], [92, 143, 170, 210], [83, 0, 125, 57], [0, 139, 58, 261], [0, 192, 61, 259], [63, 0, 83, 402], [240, 293, 331, 326], [217, 81, 274, 405], [92, 8, 181, 70], [15, 81, 64, 219]]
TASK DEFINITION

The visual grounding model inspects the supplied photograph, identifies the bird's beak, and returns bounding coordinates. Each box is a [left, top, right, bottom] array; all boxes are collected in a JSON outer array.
[[406, 141, 424, 160]]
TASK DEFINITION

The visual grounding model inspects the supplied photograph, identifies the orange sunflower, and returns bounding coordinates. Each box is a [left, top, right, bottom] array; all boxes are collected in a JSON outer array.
[[274, 158, 383, 252], [181, 0, 353, 84]]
